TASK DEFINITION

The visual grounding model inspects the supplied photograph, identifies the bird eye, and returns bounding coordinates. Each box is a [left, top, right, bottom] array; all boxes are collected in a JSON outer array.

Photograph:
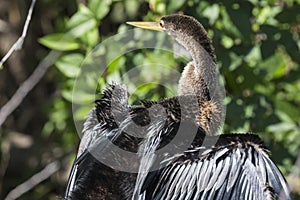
[[159, 20, 165, 28]]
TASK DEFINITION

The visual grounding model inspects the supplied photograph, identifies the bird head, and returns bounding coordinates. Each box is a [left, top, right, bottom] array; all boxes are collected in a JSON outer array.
[[127, 14, 199, 35], [127, 14, 215, 61]]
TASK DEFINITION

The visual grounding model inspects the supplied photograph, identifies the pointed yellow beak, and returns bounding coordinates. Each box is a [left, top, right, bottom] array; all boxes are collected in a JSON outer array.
[[126, 22, 162, 32]]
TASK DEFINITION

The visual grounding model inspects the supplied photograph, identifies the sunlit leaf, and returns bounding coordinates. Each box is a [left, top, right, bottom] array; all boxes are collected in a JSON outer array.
[[67, 4, 97, 37], [202, 4, 220, 25], [259, 53, 286, 80], [80, 27, 99, 48], [39, 33, 80, 51], [267, 122, 295, 133], [167, 0, 185, 13], [219, 8, 241, 38], [88, 0, 112, 20], [56, 54, 84, 78], [124, 0, 139, 17], [74, 105, 94, 120]]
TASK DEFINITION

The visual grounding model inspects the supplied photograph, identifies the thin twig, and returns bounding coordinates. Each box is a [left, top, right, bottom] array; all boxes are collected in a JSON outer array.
[[0, 0, 37, 68], [0, 50, 61, 127], [4, 160, 60, 200], [0, 0, 61, 127]]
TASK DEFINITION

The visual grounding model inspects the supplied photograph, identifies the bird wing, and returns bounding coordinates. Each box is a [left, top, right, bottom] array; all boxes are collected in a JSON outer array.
[[64, 146, 123, 200], [141, 134, 291, 200], [64, 150, 88, 199], [64, 83, 139, 199], [77, 83, 130, 157]]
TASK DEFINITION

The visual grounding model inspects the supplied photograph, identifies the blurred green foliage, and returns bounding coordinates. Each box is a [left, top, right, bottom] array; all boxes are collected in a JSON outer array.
[[6, 0, 300, 198]]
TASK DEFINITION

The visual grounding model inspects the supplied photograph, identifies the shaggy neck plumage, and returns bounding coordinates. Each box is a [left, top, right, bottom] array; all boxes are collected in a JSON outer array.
[[176, 30, 219, 101], [173, 22, 224, 136]]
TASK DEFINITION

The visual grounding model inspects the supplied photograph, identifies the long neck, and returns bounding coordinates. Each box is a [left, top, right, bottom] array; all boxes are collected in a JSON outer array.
[[178, 37, 219, 101], [177, 36, 224, 135]]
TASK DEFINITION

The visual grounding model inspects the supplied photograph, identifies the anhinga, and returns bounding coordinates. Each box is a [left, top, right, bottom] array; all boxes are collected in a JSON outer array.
[[64, 14, 291, 200]]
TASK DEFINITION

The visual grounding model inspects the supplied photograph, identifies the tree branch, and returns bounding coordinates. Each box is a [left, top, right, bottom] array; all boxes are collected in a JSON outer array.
[[0, 0, 37, 68], [4, 160, 60, 200], [0, 0, 62, 127], [0, 51, 61, 127]]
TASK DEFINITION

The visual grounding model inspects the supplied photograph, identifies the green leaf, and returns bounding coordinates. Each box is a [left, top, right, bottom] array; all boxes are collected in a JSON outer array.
[[39, 33, 80, 51], [220, 8, 241, 38], [275, 4, 300, 25], [80, 27, 99, 48], [261, 39, 277, 59], [61, 89, 73, 102], [260, 53, 286, 80], [221, 35, 234, 49], [67, 4, 97, 37], [275, 102, 299, 122], [55, 54, 84, 78], [267, 122, 295, 133], [124, 0, 139, 17], [226, 2, 253, 38], [202, 4, 220, 25], [72, 91, 96, 104], [167, 0, 185, 13], [108, 56, 125, 74], [74, 106, 94, 120], [88, 0, 112, 20]]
